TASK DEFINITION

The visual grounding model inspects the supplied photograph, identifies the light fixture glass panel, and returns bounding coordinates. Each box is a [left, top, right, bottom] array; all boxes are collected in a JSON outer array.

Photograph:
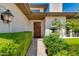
[[9, 16, 13, 21], [3, 15, 9, 21]]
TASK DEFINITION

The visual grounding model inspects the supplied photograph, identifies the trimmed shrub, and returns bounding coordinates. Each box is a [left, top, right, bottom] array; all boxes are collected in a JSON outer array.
[[43, 33, 59, 47], [54, 50, 69, 56], [43, 33, 69, 56], [0, 39, 19, 56], [52, 45, 79, 56], [0, 31, 32, 56], [67, 45, 79, 56]]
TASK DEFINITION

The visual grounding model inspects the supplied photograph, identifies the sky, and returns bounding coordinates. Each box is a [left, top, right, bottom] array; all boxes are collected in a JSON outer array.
[[63, 3, 79, 12]]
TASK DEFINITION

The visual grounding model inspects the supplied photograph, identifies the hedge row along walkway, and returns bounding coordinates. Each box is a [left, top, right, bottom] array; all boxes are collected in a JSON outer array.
[[26, 38, 47, 56]]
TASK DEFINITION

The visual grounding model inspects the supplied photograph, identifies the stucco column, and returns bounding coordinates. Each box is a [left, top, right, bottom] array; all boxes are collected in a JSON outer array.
[[59, 28, 62, 37], [60, 27, 66, 38], [62, 28, 66, 37], [70, 29, 73, 37]]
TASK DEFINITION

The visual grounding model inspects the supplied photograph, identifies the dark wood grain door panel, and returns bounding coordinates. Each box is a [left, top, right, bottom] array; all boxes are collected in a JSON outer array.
[[34, 22, 41, 38]]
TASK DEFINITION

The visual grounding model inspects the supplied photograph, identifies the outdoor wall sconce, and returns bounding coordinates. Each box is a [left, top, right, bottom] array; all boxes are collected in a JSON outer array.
[[1, 9, 14, 23]]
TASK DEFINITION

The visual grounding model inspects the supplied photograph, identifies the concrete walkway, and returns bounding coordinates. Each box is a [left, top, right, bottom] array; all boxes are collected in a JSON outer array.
[[37, 38, 47, 56], [27, 38, 37, 56], [26, 38, 47, 56]]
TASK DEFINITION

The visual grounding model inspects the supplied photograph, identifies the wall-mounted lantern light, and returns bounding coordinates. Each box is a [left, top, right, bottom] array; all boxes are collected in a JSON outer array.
[[1, 9, 14, 23]]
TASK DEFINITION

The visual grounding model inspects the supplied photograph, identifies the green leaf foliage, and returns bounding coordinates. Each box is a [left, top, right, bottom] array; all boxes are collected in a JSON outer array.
[[0, 31, 32, 56], [44, 35, 79, 56], [0, 39, 19, 56], [66, 19, 79, 32], [43, 33, 68, 56]]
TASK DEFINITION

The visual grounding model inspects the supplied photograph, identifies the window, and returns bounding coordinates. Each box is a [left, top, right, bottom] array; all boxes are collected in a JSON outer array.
[[32, 10, 40, 12]]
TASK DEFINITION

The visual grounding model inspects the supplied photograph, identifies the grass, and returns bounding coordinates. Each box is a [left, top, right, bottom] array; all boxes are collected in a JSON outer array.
[[64, 38, 79, 45], [0, 31, 32, 56], [63, 38, 79, 56]]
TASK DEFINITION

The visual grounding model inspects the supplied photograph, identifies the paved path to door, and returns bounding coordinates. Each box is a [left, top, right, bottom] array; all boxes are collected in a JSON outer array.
[[26, 38, 47, 56], [37, 38, 47, 56], [26, 38, 37, 56]]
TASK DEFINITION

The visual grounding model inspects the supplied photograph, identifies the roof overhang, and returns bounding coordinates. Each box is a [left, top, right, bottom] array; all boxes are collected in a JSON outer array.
[[28, 12, 77, 20], [15, 3, 31, 15], [15, 3, 78, 20]]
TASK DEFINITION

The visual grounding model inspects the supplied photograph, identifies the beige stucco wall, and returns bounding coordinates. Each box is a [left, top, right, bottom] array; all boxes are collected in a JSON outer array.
[[0, 3, 30, 33], [45, 16, 66, 36], [28, 20, 45, 37], [0, 3, 45, 37], [49, 3, 62, 12], [0, 3, 66, 37]]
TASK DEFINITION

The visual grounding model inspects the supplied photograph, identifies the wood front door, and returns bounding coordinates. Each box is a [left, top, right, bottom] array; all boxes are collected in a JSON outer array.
[[34, 22, 41, 38]]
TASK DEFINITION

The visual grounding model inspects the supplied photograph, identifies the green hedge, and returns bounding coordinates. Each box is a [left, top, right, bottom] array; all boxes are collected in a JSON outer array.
[[0, 39, 19, 56], [44, 35, 79, 56], [0, 31, 32, 56], [43, 33, 68, 56]]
